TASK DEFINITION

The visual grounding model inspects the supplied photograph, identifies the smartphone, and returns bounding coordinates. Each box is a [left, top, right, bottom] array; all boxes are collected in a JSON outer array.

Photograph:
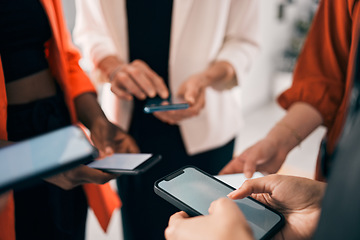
[[154, 166, 285, 240], [0, 125, 98, 194], [87, 153, 161, 174], [143, 96, 189, 113]]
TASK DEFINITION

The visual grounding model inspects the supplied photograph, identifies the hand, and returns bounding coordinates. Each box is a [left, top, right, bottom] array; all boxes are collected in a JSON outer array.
[[228, 175, 326, 240], [45, 165, 118, 190], [153, 73, 207, 125], [165, 198, 254, 240], [219, 138, 288, 178], [89, 118, 139, 158], [0, 192, 10, 213], [109, 59, 169, 101]]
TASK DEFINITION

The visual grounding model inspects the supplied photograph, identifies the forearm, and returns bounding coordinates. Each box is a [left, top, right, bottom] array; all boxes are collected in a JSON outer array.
[[266, 102, 324, 153], [74, 92, 108, 129]]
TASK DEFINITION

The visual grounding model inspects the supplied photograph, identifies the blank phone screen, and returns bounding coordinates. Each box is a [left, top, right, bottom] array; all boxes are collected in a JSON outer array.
[[158, 167, 282, 240], [0, 126, 95, 193]]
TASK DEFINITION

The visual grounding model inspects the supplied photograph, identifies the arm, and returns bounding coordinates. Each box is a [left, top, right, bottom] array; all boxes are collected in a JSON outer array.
[[220, 0, 353, 177], [220, 102, 323, 177], [153, 0, 260, 124]]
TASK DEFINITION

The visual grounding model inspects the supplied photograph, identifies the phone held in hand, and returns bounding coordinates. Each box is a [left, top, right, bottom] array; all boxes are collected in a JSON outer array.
[[143, 96, 189, 113], [87, 153, 162, 175], [154, 166, 285, 240], [0, 125, 98, 194]]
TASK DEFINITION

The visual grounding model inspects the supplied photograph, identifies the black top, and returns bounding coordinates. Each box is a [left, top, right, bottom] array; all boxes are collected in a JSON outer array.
[[0, 0, 51, 82], [126, 0, 175, 140]]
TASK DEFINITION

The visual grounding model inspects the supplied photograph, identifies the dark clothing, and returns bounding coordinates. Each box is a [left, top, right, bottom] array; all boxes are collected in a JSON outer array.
[[119, 1, 234, 239], [7, 88, 88, 240], [0, 0, 51, 82], [118, 131, 235, 240]]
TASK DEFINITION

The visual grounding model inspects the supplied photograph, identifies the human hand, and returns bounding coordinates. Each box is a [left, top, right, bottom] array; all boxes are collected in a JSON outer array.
[[165, 198, 254, 240], [228, 175, 326, 240], [109, 59, 169, 101], [45, 165, 118, 190], [153, 73, 207, 124], [219, 138, 288, 178], [90, 118, 139, 158]]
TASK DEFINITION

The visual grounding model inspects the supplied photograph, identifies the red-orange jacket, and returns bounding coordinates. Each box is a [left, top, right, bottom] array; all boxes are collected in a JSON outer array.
[[0, 1, 121, 239], [278, 0, 360, 180]]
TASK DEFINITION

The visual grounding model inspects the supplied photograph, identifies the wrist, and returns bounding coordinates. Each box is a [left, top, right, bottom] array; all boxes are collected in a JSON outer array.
[[98, 56, 124, 81], [265, 123, 301, 154]]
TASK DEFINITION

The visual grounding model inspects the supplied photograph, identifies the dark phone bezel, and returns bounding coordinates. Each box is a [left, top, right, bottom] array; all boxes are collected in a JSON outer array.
[[154, 165, 285, 240], [143, 97, 189, 113], [95, 154, 162, 175], [0, 127, 98, 195]]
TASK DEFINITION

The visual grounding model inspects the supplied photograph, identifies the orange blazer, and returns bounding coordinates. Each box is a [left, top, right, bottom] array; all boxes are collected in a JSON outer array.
[[0, 1, 120, 239], [278, 0, 360, 180]]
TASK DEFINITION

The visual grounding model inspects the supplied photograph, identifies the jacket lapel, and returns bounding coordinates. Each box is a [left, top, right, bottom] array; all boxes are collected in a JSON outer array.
[[170, 0, 193, 64]]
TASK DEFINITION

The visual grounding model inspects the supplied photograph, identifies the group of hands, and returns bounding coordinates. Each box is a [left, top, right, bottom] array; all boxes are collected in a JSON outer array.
[[0, 59, 325, 239]]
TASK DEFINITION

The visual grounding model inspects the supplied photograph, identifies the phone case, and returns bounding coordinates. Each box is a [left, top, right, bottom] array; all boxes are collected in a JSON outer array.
[[143, 97, 189, 113], [154, 165, 285, 240], [97, 154, 162, 175]]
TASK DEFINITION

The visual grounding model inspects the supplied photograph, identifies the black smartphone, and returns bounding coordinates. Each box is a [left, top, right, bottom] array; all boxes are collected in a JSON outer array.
[[154, 166, 285, 240], [87, 153, 161, 174], [0, 125, 98, 194], [143, 96, 189, 113]]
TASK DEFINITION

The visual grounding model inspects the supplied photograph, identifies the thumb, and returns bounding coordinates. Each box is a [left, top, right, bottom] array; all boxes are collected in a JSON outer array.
[[178, 82, 197, 105]]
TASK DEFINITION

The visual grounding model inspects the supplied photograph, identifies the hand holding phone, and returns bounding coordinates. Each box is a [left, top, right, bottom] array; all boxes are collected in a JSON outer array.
[[154, 166, 284, 240], [0, 125, 98, 194], [88, 153, 161, 174], [144, 96, 189, 113]]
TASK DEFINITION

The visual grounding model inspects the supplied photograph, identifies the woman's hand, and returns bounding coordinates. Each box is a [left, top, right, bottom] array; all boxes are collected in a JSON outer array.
[[90, 117, 139, 157], [45, 165, 118, 190], [228, 175, 326, 240], [99, 56, 169, 101], [153, 73, 207, 124], [219, 137, 288, 178], [165, 198, 254, 240]]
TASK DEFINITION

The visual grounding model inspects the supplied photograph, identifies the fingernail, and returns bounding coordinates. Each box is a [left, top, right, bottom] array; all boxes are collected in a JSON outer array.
[[105, 147, 113, 155]]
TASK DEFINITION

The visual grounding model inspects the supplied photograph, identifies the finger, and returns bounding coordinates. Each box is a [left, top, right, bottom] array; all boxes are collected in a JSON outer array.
[[178, 83, 198, 105], [227, 175, 277, 199], [218, 157, 245, 175], [134, 60, 169, 99], [153, 111, 177, 125], [168, 211, 189, 226], [78, 165, 116, 185], [115, 70, 146, 99], [243, 159, 257, 179], [126, 65, 156, 98], [208, 198, 237, 215], [110, 85, 133, 101]]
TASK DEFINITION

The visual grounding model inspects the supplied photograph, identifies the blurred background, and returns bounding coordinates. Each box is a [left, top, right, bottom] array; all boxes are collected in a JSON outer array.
[[62, 0, 324, 239]]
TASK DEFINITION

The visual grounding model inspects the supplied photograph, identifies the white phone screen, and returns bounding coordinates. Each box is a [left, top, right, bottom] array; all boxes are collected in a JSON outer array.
[[158, 167, 282, 240]]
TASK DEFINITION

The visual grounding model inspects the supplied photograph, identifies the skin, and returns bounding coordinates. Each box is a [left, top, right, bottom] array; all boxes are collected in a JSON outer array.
[[165, 198, 254, 240], [229, 175, 326, 240], [166, 175, 325, 240], [98, 56, 236, 125], [4, 69, 139, 190], [220, 102, 323, 178]]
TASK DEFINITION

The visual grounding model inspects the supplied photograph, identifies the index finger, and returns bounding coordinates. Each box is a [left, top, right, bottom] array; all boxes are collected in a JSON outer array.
[[227, 175, 277, 199], [135, 61, 169, 99]]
